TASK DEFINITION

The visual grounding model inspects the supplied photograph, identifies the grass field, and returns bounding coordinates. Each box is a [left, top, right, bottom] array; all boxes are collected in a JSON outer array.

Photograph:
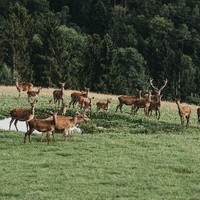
[[0, 86, 200, 200]]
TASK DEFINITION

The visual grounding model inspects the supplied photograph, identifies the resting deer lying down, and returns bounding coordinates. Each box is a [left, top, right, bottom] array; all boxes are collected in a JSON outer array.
[[41, 112, 90, 141], [24, 112, 57, 144], [9, 100, 37, 131]]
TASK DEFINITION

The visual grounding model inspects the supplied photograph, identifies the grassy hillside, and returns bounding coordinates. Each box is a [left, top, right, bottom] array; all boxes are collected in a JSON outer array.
[[0, 86, 200, 200]]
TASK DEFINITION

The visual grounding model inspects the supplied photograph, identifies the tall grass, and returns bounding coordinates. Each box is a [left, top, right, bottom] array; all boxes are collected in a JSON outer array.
[[0, 87, 200, 200]]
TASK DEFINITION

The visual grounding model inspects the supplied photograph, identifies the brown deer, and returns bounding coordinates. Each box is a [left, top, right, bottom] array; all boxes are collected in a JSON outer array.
[[96, 98, 112, 113], [24, 112, 58, 144], [60, 102, 68, 115], [15, 78, 33, 98], [9, 100, 37, 132], [27, 87, 42, 103], [69, 87, 90, 109], [116, 90, 142, 113], [132, 90, 152, 115], [148, 94, 163, 120], [82, 97, 94, 114], [41, 112, 90, 141], [197, 107, 200, 123], [175, 98, 191, 127], [149, 78, 168, 100], [51, 82, 66, 108]]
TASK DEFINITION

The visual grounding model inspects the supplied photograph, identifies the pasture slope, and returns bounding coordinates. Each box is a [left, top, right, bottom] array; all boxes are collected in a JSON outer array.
[[0, 85, 200, 200]]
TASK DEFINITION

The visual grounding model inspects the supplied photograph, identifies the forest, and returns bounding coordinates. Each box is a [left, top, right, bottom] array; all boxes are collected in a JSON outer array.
[[0, 0, 200, 102]]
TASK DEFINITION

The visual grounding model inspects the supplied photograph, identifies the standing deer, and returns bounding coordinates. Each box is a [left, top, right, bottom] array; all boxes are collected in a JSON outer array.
[[148, 94, 163, 120], [115, 90, 142, 113], [15, 78, 33, 98], [24, 112, 58, 144], [69, 87, 90, 109], [27, 87, 42, 103], [50, 82, 66, 109], [41, 112, 90, 141], [82, 97, 94, 115], [175, 98, 191, 128], [96, 98, 112, 117], [132, 90, 152, 115], [9, 100, 37, 131]]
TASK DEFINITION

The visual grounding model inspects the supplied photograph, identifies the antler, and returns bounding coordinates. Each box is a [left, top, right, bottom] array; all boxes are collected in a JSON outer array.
[[150, 79, 159, 92], [160, 79, 168, 91], [150, 78, 168, 94]]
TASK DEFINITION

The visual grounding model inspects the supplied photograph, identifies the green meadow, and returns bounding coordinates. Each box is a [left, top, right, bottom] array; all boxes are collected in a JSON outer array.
[[0, 87, 200, 200]]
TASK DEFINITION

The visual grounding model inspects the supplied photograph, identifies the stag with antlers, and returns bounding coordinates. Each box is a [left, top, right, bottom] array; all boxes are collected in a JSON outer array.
[[149, 78, 168, 100]]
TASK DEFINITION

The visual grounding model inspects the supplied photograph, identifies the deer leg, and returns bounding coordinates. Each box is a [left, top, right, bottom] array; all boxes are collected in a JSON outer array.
[[24, 132, 28, 143], [14, 119, 19, 131], [46, 131, 52, 145], [116, 104, 120, 112], [25, 121, 29, 131], [18, 91, 21, 98], [41, 132, 45, 142], [134, 106, 139, 115], [186, 116, 190, 128], [9, 118, 15, 130], [157, 110, 160, 120]]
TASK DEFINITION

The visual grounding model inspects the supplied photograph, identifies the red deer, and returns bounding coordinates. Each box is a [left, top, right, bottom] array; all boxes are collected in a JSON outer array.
[[96, 98, 112, 113], [116, 90, 142, 113], [41, 112, 90, 141], [175, 98, 191, 127], [50, 82, 66, 108], [24, 112, 57, 144], [132, 90, 152, 115], [9, 100, 37, 131], [148, 94, 163, 120], [27, 87, 42, 103], [15, 78, 33, 98], [82, 97, 94, 115], [69, 87, 90, 109]]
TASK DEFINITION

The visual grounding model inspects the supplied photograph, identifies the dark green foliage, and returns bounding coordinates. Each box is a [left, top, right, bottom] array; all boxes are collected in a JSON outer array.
[[0, 0, 200, 100]]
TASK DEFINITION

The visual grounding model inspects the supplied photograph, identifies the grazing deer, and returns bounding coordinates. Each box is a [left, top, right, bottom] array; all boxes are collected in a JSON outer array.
[[24, 112, 57, 144], [15, 78, 33, 98], [51, 82, 66, 108], [9, 100, 37, 131], [197, 107, 200, 123], [149, 78, 168, 100], [27, 87, 42, 103], [148, 94, 163, 120], [175, 98, 191, 128], [132, 90, 152, 115], [69, 87, 90, 109]]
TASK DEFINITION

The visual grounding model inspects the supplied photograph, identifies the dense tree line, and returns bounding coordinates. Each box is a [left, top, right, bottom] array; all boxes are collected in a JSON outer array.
[[0, 0, 200, 101]]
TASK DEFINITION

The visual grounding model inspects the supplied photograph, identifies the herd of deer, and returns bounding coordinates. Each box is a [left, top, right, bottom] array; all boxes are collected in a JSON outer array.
[[8, 77, 199, 144]]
